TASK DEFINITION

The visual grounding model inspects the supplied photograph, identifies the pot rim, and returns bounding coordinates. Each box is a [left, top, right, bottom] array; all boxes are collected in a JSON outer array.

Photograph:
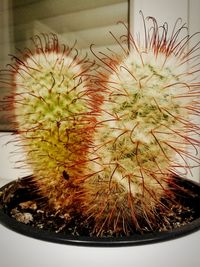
[[0, 178, 200, 247]]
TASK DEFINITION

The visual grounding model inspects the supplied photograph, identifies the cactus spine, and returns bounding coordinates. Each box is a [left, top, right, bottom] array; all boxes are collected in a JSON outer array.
[[81, 17, 200, 236], [11, 34, 98, 214]]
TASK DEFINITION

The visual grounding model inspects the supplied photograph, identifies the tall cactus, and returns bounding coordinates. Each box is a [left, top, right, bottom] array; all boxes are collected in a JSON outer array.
[[81, 16, 200, 236], [7, 34, 99, 214]]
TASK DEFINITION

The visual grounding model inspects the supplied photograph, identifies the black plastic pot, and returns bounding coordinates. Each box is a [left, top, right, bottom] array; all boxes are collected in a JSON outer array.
[[0, 178, 200, 247]]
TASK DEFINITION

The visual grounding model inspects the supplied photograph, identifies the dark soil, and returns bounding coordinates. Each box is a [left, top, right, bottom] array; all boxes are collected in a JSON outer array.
[[0, 176, 200, 240]]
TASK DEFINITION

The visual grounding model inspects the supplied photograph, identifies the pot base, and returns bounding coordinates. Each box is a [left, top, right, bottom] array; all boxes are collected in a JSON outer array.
[[0, 177, 200, 247]]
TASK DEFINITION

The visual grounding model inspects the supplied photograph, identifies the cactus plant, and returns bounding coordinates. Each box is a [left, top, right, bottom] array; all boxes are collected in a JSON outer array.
[[2, 34, 100, 215], [0, 16, 199, 240], [81, 16, 200, 236]]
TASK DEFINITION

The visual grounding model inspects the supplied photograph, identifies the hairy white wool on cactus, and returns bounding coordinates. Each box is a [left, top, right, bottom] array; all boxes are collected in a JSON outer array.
[[15, 52, 86, 126], [91, 53, 187, 189], [102, 50, 188, 144]]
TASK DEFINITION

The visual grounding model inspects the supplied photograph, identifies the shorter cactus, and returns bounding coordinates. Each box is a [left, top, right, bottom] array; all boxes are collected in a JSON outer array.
[[81, 16, 200, 236], [3, 34, 99, 215]]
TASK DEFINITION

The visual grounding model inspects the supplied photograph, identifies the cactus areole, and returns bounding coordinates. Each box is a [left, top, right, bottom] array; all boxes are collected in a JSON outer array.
[[0, 16, 200, 246]]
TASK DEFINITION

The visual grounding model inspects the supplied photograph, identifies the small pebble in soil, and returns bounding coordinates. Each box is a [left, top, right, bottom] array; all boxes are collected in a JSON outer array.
[[11, 208, 33, 224]]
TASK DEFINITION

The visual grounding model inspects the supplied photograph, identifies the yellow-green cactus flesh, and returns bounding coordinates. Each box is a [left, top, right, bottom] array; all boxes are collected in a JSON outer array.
[[14, 37, 96, 214]]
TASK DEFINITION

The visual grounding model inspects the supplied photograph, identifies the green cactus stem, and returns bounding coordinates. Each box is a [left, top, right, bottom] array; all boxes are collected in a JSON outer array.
[[3, 34, 100, 215], [81, 17, 200, 236]]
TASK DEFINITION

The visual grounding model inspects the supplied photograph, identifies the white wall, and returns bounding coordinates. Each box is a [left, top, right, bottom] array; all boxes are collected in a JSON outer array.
[[130, 0, 188, 33], [0, 133, 32, 183], [129, 0, 200, 182]]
